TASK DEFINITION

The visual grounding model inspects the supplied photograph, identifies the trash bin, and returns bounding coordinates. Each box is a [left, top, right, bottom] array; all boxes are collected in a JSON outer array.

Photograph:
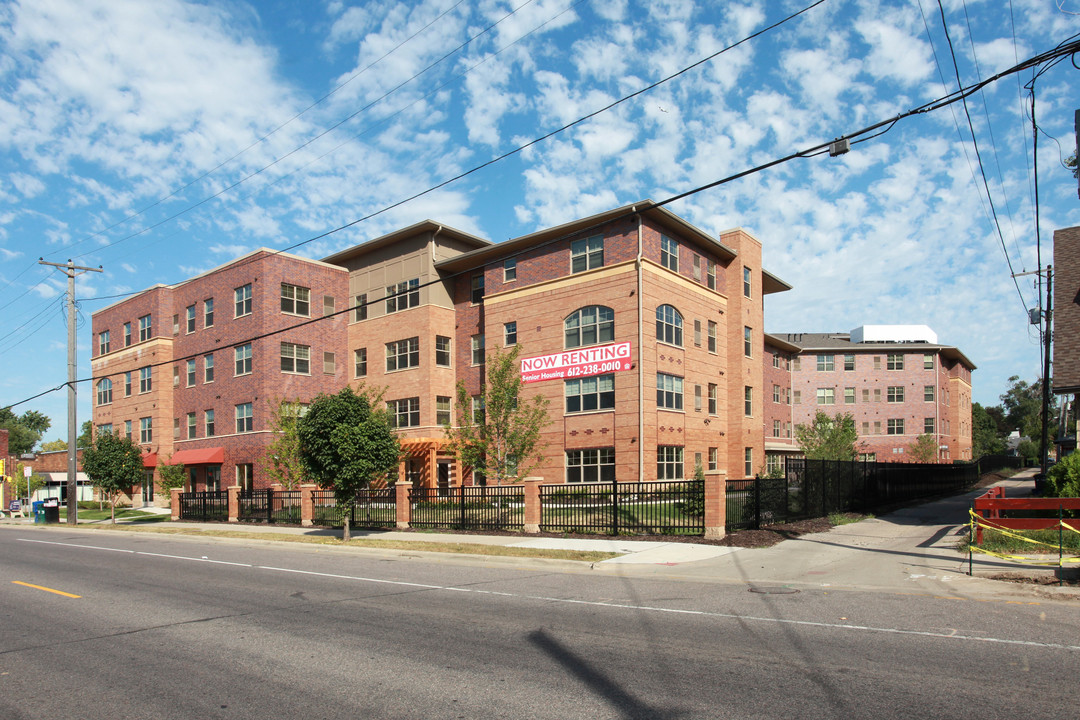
[[43, 500, 60, 524], [33, 501, 45, 524]]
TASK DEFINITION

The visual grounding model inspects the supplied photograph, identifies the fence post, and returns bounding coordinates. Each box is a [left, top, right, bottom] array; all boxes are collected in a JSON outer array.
[[523, 478, 541, 533], [704, 471, 726, 538], [300, 484, 315, 527], [170, 487, 182, 521], [227, 485, 240, 522], [611, 479, 618, 536], [754, 474, 761, 529], [395, 481, 412, 529]]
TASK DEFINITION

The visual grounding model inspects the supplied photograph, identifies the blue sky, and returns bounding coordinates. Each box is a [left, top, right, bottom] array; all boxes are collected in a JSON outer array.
[[1, 0, 1078, 444]]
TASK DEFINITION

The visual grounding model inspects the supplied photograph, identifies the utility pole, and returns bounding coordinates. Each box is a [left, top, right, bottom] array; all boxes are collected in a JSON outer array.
[[1040, 266, 1053, 477], [39, 259, 103, 525]]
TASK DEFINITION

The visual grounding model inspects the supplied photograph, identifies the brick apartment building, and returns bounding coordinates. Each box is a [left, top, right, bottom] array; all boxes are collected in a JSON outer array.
[[92, 199, 916, 501], [771, 325, 975, 462]]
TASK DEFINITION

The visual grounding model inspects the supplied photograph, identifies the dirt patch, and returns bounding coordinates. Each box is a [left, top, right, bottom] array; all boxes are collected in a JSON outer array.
[[986, 572, 1080, 588]]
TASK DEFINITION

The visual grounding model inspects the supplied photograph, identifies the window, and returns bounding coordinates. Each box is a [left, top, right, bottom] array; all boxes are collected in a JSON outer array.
[[139, 417, 152, 444], [503, 258, 517, 282], [436, 396, 452, 426], [655, 305, 683, 346], [386, 337, 420, 372], [504, 321, 517, 346], [694, 320, 702, 347], [874, 388, 882, 403], [792, 357, 801, 371], [844, 354, 855, 371], [844, 387, 855, 404], [470, 274, 484, 304], [354, 348, 367, 378], [323, 351, 336, 374], [281, 283, 310, 316], [353, 293, 368, 322], [874, 420, 882, 434], [706, 260, 716, 290], [657, 446, 683, 480], [98, 330, 110, 355], [139, 367, 152, 393], [138, 314, 152, 342], [873, 356, 882, 370], [173, 366, 180, 387], [186, 412, 196, 439], [98, 424, 113, 437], [771, 384, 780, 403], [657, 373, 684, 410], [235, 284, 252, 317], [186, 305, 196, 333], [767, 454, 784, 476], [186, 359, 196, 387], [566, 374, 615, 413], [773, 420, 782, 438], [471, 334, 485, 365], [694, 384, 702, 412], [744, 386, 753, 416], [571, 235, 603, 273], [125, 420, 132, 439], [708, 384, 718, 415], [708, 447, 718, 471], [692, 255, 701, 280], [887, 353, 904, 370], [124, 371, 132, 397], [174, 313, 181, 335], [387, 279, 420, 313], [204, 354, 214, 383], [123, 322, 132, 347], [235, 343, 252, 376], [205, 410, 215, 437], [925, 417, 936, 434], [817, 354, 834, 371], [203, 298, 214, 328], [744, 326, 752, 357], [323, 296, 335, 316], [280, 343, 310, 374], [236, 464, 254, 493], [567, 448, 615, 483], [96, 378, 112, 406], [887, 386, 905, 403], [924, 385, 935, 402], [924, 354, 934, 370], [565, 306, 614, 349], [707, 321, 717, 353], [773, 353, 781, 369], [793, 390, 801, 405], [388, 398, 420, 428], [236, 403, 254, 433], [887, 418, 904, 435], [471, 396, 485, 423], [744, 447, 753, 477], [435, 336, 451, 367], [660, 235, 679, 271], [743, 267, 751, 298]]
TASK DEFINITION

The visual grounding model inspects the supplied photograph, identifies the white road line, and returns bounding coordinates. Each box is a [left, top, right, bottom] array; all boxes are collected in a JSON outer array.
[[18, 537, 1079, 652]]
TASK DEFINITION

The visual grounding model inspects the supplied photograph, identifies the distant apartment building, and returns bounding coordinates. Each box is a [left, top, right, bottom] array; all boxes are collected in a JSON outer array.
[[90, 200, 793, 500], [772, 326, 975, 462]]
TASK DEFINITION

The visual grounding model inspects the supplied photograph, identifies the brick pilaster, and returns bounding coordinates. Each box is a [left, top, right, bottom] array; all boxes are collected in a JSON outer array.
[[300, 484, 315, 527], [170, 487, 181, 521], [395, 481, 412, 529], [523, 477, 542, 533], [227, 485, 240, 523], [704, 471, 726, 539]]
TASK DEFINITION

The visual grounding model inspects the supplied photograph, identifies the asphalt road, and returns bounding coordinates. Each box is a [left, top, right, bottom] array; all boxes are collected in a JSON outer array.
[[1, 527, 1077, 720]]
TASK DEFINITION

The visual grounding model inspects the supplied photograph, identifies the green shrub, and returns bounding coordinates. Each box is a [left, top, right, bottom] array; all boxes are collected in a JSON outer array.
[[1045, 452, 1080, 498]]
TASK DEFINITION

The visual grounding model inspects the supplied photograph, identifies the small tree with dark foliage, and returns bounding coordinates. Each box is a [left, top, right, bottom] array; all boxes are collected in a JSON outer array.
[[81, 432, 144, 523]]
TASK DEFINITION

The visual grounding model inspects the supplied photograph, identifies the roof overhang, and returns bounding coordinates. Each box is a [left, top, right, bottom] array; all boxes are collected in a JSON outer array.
[[321, 220, 491, 266]]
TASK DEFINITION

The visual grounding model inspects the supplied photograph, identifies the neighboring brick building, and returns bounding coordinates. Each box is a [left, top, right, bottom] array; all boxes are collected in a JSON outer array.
[[763, 335, 799, 474], [774, 326, 975, 462], [90, 200, 796, 497]]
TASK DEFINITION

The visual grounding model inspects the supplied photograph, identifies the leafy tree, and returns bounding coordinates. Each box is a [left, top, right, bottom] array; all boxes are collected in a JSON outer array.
[[1044, 451, 1080, 498], [678, 463, 706, 517], [907, 433, 938, 463], [1016, 438, 1039, 465], [81, 433, 143, 523], [444, 344, 551, 484], [13, 463, 46, 502], [297, 387, 400, 540], [78, 420, 93, 449], [40, 439, 66, 452], [794, 411, 862, 461], [999, 375, 1056, 443], [972, 402, 1006, 458], [1067, 152, 1078, 180], [157, 456, 186, 495], [0, 408, 51, 455], [264, 399, 307, 489]]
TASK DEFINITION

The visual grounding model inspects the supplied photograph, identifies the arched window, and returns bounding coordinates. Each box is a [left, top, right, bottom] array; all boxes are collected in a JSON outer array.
[[656, 305, 683, 346], [565, 306, 614, 349]]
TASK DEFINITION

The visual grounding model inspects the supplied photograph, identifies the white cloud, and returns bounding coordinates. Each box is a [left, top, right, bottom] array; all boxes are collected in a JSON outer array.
[[855, 19, 933, 87]]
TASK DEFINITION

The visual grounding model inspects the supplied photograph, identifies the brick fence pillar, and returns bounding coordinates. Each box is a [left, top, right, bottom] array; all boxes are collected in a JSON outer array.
[[704, 472, 727, 539], [395, 481, 412, 529], [170, 487, 182, 521], [523, 477, 542, 534], [227, 485, 240, 523], [270, 482, 283, 514], [300, 484, 315, 527]]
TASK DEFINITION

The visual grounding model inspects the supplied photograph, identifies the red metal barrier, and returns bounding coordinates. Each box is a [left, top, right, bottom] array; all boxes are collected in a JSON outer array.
[[972, 488, 1080, 543]]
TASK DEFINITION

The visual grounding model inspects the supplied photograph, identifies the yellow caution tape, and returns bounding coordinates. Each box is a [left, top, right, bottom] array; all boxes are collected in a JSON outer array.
[[967, 545, 1080, 565], [968, 510, 1061, 548]]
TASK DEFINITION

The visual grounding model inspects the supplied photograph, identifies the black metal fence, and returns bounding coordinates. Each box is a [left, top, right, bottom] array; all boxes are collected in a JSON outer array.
[[409, 485, 525, 530], [237, 489, 303, 524], [311, 489, 396, 529], [540, 480, 704, 535], [178, 490, 228, 521], [726, 458, 981, 530]]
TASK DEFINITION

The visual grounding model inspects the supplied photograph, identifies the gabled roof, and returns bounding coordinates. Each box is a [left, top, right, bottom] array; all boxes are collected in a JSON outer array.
[[771, 332, 976, 370], [321, 220, 491, 266]]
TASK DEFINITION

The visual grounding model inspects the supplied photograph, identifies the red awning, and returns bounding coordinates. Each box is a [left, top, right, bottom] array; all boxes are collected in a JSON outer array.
[[170, 447, 225, 465], [142, 452, 157, 468]]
